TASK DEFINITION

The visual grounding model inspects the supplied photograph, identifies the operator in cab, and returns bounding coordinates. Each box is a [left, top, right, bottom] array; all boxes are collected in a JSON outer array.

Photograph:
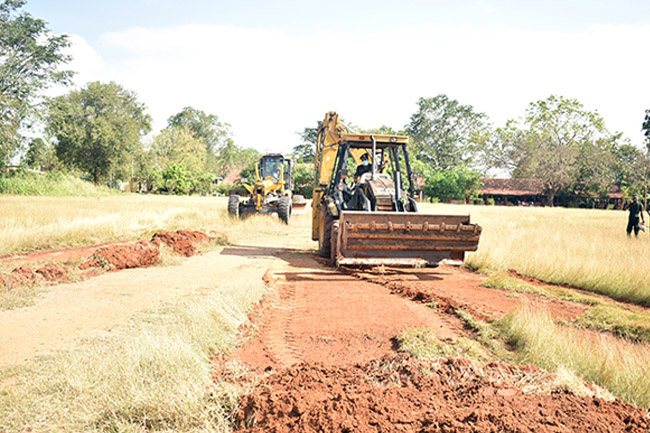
[[354, 153, 372, 182], [354, 153, 388, 183]]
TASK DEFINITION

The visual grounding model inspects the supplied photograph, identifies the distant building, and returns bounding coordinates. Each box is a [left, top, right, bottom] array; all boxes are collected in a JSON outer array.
[[479, 178, 624, 208], [221, 168, 242, 185], [479, 178, 545, 206]]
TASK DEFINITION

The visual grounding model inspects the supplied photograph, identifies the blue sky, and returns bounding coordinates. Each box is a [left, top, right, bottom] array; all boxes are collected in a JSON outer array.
[[24, 0, 650, 154]]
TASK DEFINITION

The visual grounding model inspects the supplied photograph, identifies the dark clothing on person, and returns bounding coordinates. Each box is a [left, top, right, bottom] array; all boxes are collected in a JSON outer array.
[[355, 164, 372, 178], [626, 201, 644, 236]]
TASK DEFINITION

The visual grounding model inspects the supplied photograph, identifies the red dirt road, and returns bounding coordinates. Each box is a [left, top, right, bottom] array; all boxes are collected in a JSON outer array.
[[229, 252, 649, 432], [235, 253, 465, 371]]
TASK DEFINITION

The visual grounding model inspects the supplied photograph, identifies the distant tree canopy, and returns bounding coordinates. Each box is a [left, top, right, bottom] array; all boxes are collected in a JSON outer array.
[[292, 125, 318, 164], [47, 81, 151, 184], [641, 110, 650, 152], [166, 106, 232, 173], [0, 0, 72, 166], [488, 95, 620, 204], [405, 95, 489, 170]]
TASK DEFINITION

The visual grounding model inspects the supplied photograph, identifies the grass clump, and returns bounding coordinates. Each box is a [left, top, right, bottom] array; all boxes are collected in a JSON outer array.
[[573, 305, 650, 344], [397, 327, 491, 362], [0, 286, 45, 310], [500, 303, 650, 408], [0, 279, 268, 432], [481, 271, 601, 306]]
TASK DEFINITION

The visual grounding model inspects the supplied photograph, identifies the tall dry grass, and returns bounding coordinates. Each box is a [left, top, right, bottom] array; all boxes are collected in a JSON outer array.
[[421, 203, 650, 306], [0, 195, 313, 255], [500, 303, 650, 408], [0, 276, 267, 432]]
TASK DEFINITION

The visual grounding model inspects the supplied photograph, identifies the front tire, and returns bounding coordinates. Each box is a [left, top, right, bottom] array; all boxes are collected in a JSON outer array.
[[228, 195, 240, 217], [278, 195, 292, 224]]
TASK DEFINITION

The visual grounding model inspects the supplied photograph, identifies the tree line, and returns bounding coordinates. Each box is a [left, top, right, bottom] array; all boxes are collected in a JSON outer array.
[[294, 95, 650, 205], [2, 0, 650, 203]]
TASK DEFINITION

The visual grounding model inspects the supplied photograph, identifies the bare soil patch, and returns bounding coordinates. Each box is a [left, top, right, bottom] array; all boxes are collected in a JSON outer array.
[[232, 254, 466, 373], [347, 265, 588, 321]]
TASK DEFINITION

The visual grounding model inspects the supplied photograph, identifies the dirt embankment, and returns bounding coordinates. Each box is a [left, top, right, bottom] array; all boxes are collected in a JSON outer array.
[[227, 256, 649, 432], [235, 355, 649, 433], [0, 230, 213, 291]]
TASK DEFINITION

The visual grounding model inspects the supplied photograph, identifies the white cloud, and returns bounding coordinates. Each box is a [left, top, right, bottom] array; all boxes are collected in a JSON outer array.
[[60, 22, 650, 155]]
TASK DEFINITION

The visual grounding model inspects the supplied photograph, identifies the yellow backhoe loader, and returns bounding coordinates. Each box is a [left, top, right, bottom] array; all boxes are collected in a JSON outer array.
[[228, 154, 307, 223], [312, 112, 482, 266]]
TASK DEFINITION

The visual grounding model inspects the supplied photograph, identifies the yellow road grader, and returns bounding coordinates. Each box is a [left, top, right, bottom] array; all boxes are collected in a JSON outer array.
[[312, 112, 482, 266], [228, 154, 306, 224]]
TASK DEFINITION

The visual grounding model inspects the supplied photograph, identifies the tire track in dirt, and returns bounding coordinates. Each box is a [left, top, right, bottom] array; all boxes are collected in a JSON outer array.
[[260, 276, 306, 366], [233, 254, 465, 373]]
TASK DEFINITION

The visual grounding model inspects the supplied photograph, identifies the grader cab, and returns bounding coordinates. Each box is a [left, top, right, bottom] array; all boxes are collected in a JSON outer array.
[[312, 112, 481, 266]]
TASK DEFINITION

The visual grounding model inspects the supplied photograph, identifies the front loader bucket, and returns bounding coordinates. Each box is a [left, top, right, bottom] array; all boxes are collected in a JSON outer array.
[[292, 195, 308, 215], [333, 211, 481, 266]]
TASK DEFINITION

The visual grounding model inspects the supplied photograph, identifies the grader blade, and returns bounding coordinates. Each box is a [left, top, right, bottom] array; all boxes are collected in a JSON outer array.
[[333, 211, 481, 266]]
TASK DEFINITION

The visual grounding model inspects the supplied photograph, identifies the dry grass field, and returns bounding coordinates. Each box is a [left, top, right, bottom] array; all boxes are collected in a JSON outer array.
[[2, 195, 650, 432], [422, 203, 650, 306]]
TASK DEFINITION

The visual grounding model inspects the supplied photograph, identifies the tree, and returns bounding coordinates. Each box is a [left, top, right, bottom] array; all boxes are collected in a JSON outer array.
[[498, 95, 611, 205], [167, 106, 231, 173], [151, 126, 206, 174], [641, 110, 650, 152], [23, 137, 59, 171], [292, 126, 318, 164], [0, 0, 72, 165], [47, 81, 151, 184], [422, 166, 481, 202], [613, 143, 650, 198], [405, 95, 489, 170]]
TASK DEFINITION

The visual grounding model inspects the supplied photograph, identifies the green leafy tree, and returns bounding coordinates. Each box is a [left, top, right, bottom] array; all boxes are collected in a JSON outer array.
[[496, 95, 612, 205], [47, 81, 151, 184], [23, 137, 59, 171], [151, 126, 206, 174], [405, 95, 489, 170], [0, 0, 72, 165], [166, 106, 231, 173], [292, 126, 318, 164], [641, 110, 650, 152], [292, 163, 315, 198], [613, 143, 650, 198], [162, 162, 191, 194], [423, 166, 481, 202]]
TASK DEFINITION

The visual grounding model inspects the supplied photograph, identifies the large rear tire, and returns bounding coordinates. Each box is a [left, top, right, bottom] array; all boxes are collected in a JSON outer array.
[[228, 195, 240, 217], [318, 205, 333, 258], [278, 195, 292, 224]]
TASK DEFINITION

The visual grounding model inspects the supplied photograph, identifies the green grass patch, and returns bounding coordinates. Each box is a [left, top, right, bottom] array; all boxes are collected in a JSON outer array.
[[481, 271, 602, 306], [574, 305, 650, 344], [0, 171, 117, 197]]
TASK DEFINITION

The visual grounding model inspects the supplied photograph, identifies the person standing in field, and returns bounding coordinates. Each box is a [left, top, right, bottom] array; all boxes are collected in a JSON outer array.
[[624, 194, 645, 237]]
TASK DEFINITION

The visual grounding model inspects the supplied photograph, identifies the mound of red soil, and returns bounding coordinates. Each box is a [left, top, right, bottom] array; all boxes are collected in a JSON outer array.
[[80, 240, 161, 271], [35, 263, 68, 282], [151, 230, 211, 257], [234, 355, 649, 433]]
